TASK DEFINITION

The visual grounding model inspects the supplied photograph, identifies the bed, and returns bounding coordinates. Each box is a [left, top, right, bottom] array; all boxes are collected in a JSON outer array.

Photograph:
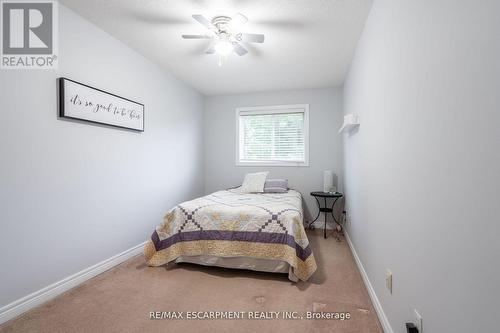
[[144, 188, 317, 281]]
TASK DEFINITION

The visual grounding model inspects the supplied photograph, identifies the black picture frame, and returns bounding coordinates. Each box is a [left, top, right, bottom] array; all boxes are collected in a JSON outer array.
[[58, 77, 145, 132]]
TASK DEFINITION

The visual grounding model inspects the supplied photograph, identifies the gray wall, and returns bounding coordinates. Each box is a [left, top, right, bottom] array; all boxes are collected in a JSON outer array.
[[342, 0, 500, 332], [0, 5, 204, 308], [204, 88, 343, 220]]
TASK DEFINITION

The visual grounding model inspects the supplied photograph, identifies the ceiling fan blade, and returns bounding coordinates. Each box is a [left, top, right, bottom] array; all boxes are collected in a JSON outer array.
[[233, 43, 248, 56], [237, 33, 265, 43], [192, 14, 216, 31], [182, 34, 211, 39]]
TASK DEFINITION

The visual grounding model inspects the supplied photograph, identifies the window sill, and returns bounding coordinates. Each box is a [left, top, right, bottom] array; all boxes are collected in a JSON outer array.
[[236, 161, 309, 167]]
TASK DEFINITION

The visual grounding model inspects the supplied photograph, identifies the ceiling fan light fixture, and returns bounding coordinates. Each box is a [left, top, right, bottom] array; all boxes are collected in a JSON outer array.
[[182, 13, 263, 65], [214, 40, 233, 56]]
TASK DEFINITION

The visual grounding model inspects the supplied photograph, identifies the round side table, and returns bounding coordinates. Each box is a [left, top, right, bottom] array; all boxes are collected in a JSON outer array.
[[307, 191, 344, 239]]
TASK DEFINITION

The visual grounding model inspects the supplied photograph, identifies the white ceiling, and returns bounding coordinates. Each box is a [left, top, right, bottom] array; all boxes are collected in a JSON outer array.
[[60, 0, 372, 95]]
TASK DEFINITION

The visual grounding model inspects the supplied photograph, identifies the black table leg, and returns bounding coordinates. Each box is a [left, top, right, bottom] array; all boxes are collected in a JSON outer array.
[[323, 197, 327, 239], [331, 197, 340, 229], [306, 196, 322, 230]]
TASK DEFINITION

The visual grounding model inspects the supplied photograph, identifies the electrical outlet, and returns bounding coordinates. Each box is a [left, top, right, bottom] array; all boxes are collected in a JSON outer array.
[[385, 269, 392, 294], [414, 309, 423, 333]]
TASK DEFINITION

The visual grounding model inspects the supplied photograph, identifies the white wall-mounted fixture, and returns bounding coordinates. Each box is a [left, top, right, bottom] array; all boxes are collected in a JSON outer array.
[[339, 114, 360, 133]]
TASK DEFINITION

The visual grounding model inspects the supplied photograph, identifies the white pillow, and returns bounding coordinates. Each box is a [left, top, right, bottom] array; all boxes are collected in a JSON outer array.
[[240, 172, 269, 193]]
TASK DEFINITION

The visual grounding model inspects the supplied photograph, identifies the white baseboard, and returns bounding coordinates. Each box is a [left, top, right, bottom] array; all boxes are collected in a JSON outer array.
[[344, 231, 394, 333], [0, 241, 147, 325]]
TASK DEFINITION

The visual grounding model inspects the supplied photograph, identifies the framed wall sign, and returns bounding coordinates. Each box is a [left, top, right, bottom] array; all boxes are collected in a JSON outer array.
[[59, 78, 144, 131]]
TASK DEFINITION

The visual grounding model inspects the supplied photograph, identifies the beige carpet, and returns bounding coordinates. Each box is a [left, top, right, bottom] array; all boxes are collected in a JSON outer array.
[[0, 230, 382, 333]]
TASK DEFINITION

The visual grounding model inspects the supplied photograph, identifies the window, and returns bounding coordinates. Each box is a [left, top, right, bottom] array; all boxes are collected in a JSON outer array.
[[236, 104, 309, 166]]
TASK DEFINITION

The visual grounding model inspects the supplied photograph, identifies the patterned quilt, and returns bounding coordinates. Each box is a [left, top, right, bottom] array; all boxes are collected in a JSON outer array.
[[144, 189, 317, 281]]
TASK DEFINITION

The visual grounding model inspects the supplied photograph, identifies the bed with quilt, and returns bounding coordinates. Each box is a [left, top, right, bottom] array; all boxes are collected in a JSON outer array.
[[144, 187, 317, 282]]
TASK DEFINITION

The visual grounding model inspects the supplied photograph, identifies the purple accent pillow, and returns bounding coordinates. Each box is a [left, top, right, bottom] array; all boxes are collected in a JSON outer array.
[[264, 179, 288, 193]]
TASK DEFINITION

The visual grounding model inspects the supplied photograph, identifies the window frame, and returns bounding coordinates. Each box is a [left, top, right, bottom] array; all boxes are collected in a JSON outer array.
[[235, 104, 310, 167]]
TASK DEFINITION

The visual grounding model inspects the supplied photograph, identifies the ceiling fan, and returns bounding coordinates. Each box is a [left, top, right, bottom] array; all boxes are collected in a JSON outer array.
[[182, 13, 265, 66]]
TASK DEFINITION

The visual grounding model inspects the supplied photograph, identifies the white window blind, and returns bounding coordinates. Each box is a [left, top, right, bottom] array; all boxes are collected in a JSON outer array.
[[236, 105, 309, 166]]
